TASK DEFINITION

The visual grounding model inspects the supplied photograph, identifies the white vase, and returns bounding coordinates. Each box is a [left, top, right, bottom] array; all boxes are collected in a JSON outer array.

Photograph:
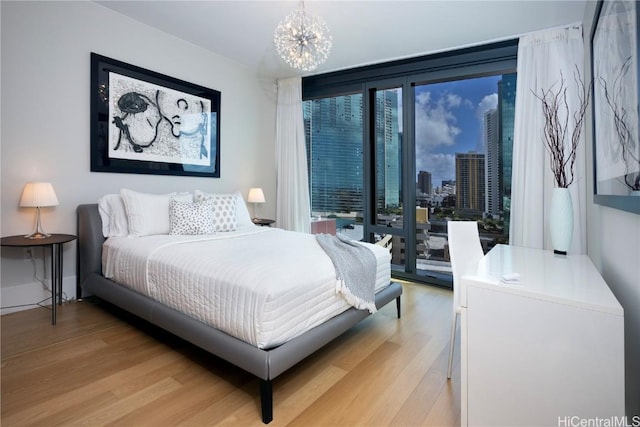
[[550, 187, 573, 255], [630, 190, 640, 197]]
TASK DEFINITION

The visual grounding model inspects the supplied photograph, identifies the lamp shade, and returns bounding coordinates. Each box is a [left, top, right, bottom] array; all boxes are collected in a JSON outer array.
[[247, 188, 265, 204], [19, 182, 59, 208]]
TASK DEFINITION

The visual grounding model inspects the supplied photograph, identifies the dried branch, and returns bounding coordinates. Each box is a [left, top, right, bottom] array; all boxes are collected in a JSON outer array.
[[532, 66, 592, 188], [599, 56, 640, 191]]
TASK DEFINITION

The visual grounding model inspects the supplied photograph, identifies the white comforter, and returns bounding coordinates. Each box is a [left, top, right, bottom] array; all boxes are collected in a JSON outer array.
[[102, 227, 391, 349]]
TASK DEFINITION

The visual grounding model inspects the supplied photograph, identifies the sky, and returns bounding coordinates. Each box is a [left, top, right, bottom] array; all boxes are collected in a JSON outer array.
[[414, 75, 502, 188]]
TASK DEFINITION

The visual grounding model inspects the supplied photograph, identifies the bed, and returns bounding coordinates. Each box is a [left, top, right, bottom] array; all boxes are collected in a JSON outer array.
[[76, 197, 402, 424]]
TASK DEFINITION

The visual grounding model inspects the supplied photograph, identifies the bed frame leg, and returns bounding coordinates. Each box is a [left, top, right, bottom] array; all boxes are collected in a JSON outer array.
[[396, 296, 401, 318], [260, 379, 273, 424]]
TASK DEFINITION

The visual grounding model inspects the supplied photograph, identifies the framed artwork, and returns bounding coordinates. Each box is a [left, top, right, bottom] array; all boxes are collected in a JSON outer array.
[[591, 0, 640, 213], [90, 53, 221, 178]]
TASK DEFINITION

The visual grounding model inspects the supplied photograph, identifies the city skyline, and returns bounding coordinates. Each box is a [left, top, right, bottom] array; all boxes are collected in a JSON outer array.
[[303, 73, 515, 219], [415, 75, 502, 188]]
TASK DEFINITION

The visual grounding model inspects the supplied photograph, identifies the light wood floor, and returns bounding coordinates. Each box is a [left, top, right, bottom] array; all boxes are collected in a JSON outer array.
[[1, 282, 460, 426]]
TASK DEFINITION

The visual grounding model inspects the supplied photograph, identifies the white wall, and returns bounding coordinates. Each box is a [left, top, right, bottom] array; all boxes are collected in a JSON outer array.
[[0, 1, 277, 312], [583, 2, 640, 416]]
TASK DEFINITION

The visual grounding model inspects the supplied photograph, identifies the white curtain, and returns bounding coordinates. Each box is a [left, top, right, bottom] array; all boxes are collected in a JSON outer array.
[[275, 77, 311, 233], [510, 25, 587, 254]]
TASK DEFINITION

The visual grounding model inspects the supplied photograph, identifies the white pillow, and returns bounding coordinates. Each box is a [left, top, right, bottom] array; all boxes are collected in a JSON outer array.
[[233, 191, 254, 228], [194, 190, 254, 229], [97, 194, 129, 237], [169, 198, 215, 235], [120, 189, 192, 236]]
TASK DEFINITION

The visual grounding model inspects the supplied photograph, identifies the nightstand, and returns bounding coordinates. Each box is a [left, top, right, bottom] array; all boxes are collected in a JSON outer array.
[[252, 218, 275, 227], [1, 233, 76, 325]]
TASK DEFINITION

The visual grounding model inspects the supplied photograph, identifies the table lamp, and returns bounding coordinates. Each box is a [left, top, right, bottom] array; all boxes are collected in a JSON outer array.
[[247, 188, 265, 220], [20, 182, 59, 239]]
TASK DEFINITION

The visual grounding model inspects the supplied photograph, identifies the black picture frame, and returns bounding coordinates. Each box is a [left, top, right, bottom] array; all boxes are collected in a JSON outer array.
[[90, 53, 221, 178], [590, 0, 640, 214]]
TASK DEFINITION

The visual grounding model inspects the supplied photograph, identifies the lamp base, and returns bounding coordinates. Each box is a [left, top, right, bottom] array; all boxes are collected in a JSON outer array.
[[25, 231, 50, 239], [25, 207, 50, 239]]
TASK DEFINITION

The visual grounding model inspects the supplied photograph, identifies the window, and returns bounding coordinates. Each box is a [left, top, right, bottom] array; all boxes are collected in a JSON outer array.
[[304, 94, 364, 239], [303, 40, 518, 287], [413, 74, 516, 281]]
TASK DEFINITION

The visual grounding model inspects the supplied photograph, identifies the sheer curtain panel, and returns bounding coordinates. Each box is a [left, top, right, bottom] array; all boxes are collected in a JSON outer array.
[[510, 26, 587, 254], [275, 77, 311, 233]]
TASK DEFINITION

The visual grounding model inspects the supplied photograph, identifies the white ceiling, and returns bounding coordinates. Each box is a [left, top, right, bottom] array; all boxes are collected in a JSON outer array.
[[96, 0, 588, 79]]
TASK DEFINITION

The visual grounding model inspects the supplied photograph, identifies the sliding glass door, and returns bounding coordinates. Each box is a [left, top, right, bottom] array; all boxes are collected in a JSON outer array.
[[365, 83, 409, 274], [412, 74, 516, 285], [303, 40, 518, 288]]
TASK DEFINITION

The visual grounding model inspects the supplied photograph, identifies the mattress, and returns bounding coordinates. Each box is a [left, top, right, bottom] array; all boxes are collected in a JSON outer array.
[[102, 227, 391, 349]]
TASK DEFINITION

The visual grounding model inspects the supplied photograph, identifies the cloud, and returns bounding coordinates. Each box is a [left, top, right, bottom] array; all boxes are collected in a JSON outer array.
[[446, 93, 472, 109], [413, 88, 496, 186], [476, 93, 498, 120], [416, 152, 456, 188], [416, 91, 431, 105], [415, 90, 467, 150], [446, 93, 462, 108]]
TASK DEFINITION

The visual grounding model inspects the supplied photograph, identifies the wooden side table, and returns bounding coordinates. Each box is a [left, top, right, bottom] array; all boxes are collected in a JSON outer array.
[[1, 234, 76, 325]]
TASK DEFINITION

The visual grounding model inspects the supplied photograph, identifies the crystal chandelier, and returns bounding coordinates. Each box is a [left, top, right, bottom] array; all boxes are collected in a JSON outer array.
[[273, 1, 332, 72]]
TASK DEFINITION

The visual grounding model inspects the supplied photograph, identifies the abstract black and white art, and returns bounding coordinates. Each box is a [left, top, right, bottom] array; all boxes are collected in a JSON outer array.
[[91, 53, 221, 178], [591, 0, 640, 213]]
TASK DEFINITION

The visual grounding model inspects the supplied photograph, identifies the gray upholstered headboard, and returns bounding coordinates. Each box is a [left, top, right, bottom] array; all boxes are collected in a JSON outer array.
[[76, 204, 105, 298]]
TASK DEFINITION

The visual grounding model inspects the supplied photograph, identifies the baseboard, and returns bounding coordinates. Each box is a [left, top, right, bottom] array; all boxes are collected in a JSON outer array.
[[0, 275, 77, 315]]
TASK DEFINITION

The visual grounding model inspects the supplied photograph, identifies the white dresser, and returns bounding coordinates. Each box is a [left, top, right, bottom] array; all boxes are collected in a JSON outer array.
[[460, 245, 625, 426]]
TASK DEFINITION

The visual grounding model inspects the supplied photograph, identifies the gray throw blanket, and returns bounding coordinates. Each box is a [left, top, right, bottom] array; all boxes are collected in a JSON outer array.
[[315, 234, 377, 314]]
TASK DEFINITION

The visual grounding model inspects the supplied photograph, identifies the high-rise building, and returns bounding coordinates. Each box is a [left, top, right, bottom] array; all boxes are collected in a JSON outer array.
[[485, 108, 500, 217], [456, 152, 485, 212], [418, 170, 432, 195], [304, 95, 364, 214], [304, 92, 400, 214], [498, 74, 517, 228], [375, 90, 401, 210]]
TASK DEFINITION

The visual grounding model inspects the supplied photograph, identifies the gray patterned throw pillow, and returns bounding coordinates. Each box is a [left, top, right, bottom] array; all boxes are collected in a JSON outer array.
[[169, 198, 215, 235], [210, 194, 238, 231]]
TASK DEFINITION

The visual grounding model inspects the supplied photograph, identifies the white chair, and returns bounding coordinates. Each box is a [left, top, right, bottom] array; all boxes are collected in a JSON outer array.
[[446, 220, 484, 379]]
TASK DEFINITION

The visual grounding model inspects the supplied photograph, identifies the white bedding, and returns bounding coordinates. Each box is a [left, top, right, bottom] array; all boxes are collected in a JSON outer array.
[[102, 227, 391, 349]]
